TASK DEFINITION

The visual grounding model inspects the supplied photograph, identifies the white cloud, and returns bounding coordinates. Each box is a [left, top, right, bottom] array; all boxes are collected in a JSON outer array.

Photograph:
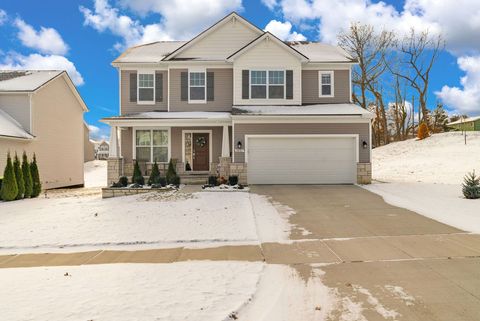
[[0, 9, 7, 25], [14, 18, 69, 55], [88, 124, 100, 135], [0, 53, 84, 86], [264, 20, 307, 41], [87, 123, 109, 140], [261, 0, 278, 10], [436, 55, 480, 116]]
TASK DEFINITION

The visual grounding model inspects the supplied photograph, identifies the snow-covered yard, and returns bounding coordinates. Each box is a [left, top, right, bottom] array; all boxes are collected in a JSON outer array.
[[84, 160, 107, 187]]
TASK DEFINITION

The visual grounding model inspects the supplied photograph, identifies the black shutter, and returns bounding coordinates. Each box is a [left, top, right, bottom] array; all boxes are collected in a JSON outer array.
[[129, 72, 137, 102], [181, 72, 188, 101], [286, 70, 293, 100], [207, 72, 214, 101], [155, 72, 163, 102], [242, 70, 249, 99]]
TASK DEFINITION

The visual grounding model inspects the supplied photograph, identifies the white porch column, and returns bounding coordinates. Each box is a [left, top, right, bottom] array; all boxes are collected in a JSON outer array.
[[109, 126, 119, 158], [221, 125, 230, 157]]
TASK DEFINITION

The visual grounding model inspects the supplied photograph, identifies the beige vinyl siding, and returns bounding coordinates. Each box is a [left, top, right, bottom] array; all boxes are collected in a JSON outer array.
[[0, 94, 31, 132], [302, 70, 351, 104], [169, 69, 233, 112], [84, 124, 95, 162], [120, 70, 168, 115], [170, 126, 224, 162], [121, 127, 133, 163], [233, 38, 302, 105], [0, 76, 85, 189], [176, 19, 260, 60], [233, 122, 370, 163]]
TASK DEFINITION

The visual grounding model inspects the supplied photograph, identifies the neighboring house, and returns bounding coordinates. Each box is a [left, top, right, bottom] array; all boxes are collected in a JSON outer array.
[[102, 12, 373, 185], [96, 141, 109, 160], [84, 122, 96, 162], [0, 70, 88, 189], [447, 116, 480, 131]]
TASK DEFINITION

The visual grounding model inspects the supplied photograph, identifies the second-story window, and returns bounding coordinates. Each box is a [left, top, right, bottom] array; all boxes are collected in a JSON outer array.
[[138, 72, 155, 103], [250, 71, 267, 98], [268, 71, 285, 99], [189, 72, 206, 102], [250, 70, 285, 99], [319, 71, 334, 97]]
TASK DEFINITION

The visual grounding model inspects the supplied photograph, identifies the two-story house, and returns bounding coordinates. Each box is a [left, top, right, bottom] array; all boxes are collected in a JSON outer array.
[[102, 12, 373, 185]]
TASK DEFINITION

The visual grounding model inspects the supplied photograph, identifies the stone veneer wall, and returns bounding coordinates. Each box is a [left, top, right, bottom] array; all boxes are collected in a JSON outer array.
[[357, 163, 372, 184], [107, 158, 123, 185], [229, 163, 248, 184]]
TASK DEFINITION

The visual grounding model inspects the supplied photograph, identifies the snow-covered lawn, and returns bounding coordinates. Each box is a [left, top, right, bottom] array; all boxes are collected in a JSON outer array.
[[373, 132, 480, 184], [84, 160, 107, 187]]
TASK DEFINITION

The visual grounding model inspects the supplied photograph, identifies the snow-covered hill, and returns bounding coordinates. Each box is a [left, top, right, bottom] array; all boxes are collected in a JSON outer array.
[[373, 132, 480, 184]]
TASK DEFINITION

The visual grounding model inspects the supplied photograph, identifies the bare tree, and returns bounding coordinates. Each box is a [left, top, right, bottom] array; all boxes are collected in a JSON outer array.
[[388, 76, 411, 141], [430, 102, 449, 133]]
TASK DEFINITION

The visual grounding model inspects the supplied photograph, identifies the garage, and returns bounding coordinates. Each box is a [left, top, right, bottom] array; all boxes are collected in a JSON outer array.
[[246, 135, 358, 184]]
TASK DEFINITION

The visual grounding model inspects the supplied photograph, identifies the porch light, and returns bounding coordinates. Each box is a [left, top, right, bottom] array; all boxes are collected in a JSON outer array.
[[362, 140, 368, 149], [237, 140, 243, 149]]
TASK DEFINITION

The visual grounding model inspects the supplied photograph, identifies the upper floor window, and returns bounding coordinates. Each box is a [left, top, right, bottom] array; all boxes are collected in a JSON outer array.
[[250, 70, 285, 99], [189, 71, 206, 102], [138, 72, 155, 104], [319, 71, 334, 97]]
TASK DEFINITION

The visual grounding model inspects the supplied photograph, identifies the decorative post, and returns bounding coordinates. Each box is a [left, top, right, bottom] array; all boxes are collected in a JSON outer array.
[[219, 125, 231, 178], [107, 126, 122, 185]]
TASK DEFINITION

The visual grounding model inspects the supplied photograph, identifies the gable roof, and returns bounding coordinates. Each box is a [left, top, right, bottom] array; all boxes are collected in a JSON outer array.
[[0, 109, 34, 140], [226, 32, 309, 62], [112, 41, 187, 64], [447, 116, 480, 126], [287, 42, 355, 63]]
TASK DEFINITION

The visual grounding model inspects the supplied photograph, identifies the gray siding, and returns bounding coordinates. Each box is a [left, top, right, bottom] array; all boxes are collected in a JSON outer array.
[[121, 127, 133, 162], [233, 122, 370, 163], [169, 68, 233, 112], [302, 70, 350, 104], [120, 70, 168, 115]]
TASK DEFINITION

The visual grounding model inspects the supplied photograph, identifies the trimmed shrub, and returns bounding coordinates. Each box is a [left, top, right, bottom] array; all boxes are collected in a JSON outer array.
[[208, 175, 218, 186], [228, 175, 239, 186], [417, 122, 429, 140], [171, 175, 181, 186], [30, 153, 41, 198], [13, 153, 24, 200], [0, 177, 2, 193], [148, 161, 161, 185], [22, 152, 32, 198], [1, 153, 18, 201], [119, 176, 128, 187], [166, 159, 177, 185], [159, 176, 167, 187], [132, 160, 144, 185], [462, 171, 480, 199]]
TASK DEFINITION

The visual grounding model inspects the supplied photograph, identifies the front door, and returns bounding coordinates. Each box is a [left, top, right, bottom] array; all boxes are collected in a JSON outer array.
[[193, 133, 209, 171]]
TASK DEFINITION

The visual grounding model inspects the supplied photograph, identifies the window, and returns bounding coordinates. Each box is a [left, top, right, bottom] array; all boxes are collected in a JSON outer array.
[[250, 70, 285, 99], [135, 129, 169, 163], [319, 71, 334, 97], [189, 72, 206, 102], [138, 73, 155, 103]]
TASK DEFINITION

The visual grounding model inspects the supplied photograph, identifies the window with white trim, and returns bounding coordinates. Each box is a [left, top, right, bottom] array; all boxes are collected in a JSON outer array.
[[138, 73, 155, 103], [135, 129, 169, 163], [319, 71, 334, 97], [189, 72, 206, 102], [250, 70, 285, 99]]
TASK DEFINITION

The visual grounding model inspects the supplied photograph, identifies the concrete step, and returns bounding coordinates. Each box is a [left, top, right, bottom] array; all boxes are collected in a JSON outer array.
[[180, 175, 209, 185]]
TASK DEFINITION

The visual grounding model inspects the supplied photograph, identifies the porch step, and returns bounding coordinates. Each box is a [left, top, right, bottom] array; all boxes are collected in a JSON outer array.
[[180, 175, 209, 185]]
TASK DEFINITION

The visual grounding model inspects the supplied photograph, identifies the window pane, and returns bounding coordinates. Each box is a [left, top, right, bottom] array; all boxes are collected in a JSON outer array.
[[153, 130, 168, 146], [190, 86, 205, 100], [153, 147, 168, 163], [269, 71, 284, 84], [190, 72, 205, 86], [136, 130, 151, 146], [136, 147, 150, 162], [139, 74, 154, 88], [251, 85, 267, 98], [322, 84, 331, 95], [251, 71, 266, 85], [321, 74, 331, 85], [139, 88, 154, 101], [269, 85, 284, 99]]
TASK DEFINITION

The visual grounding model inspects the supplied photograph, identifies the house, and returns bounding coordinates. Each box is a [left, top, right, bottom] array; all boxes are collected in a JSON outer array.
[[0, 70, 88, 189], [84, 122, 96, 162], [447, 116, 480, 131], [101, 12, 373, 185], [96, 140, 110, 160]]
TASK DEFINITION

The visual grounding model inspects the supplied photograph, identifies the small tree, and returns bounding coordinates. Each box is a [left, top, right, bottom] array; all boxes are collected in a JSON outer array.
[[417, 122, 429, 140], [13, 153, 24, 200], [132, 160, 144, 185], [148, 161, 160, 185], [1, 153, 18, 201], [166, 159, 177, 185], [22, 152, 32, 198], [462, 171, 480, 199], [30, 153, 41, 197]]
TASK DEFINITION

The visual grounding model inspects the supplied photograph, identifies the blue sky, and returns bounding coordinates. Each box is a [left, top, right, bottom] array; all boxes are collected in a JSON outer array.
[[0, 0, 478, 140]]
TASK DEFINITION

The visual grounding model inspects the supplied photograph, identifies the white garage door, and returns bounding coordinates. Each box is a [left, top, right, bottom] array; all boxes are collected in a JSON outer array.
[[247, 136, 357, 184]]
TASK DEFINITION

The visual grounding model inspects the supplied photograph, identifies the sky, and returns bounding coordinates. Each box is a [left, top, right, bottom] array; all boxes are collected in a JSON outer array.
[[0, 0, 479, 140]]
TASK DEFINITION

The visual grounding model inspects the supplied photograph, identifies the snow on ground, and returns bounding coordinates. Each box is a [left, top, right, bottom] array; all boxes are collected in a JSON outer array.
[[0, 262, 264, 321], [364, 183, 480, 233], [84, 160, 107, 187], [373, 132, 480, 184]]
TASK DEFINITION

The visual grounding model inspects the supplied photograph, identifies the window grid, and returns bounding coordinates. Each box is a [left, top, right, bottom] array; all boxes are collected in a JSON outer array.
[[250, 70, 285, 99], [189, 72, 206, 101], [319, 71, 334, 97], [135, 129, 169, 163], [138, 73, 155, 103]]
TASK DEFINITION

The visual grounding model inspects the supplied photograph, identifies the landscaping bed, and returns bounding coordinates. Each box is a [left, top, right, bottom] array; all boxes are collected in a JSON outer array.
[[102, 185, 177, 198]]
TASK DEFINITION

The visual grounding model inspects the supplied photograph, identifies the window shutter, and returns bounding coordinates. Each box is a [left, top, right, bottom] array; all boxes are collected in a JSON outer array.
[[286, 70, 293, 100], [155, 72, 163, 102], [242, 70, 249, 99], [181, 72, 188, 101], [130, 72, 137, 102], [207, 72, 214, 101]]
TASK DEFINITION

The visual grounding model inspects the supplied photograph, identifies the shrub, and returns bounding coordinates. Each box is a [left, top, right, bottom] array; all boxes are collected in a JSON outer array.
[[132, 160, 144, 185], [166, 159, 177, 184], [30, 154, 41, 198], [148, 162, 161, 185], [462, 171, 480, 199], [119, 176, 128, 187], [171, 175, 181, 186], [22, 152, 32, 198], [219, 176, 227, 185], [159, 176, 167, 187], [110, 181, 123, 188], [1, 153, 18, 201], [417, 122, 429, 140], [185, 161, 192, 171], [208, 175, 218, 186], [13, 153, 24, 200], [228, 175, 239, 186]]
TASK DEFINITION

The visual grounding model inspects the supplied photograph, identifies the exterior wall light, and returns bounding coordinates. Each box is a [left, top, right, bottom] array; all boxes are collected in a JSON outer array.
[[237, 141, 243, 149], [362, 140, 368, 149]]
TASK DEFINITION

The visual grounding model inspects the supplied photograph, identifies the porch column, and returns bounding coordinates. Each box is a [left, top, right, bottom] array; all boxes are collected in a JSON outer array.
[[109, 126, 119, 158], [221, 125, 230, 157]]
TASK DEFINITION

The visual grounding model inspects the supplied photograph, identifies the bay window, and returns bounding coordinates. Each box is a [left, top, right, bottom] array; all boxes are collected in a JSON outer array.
[[189, 71, 206, 102], [138, 72, 155, 103], [135, 129, 169, 163], [319, 71, 334, 97], [250, 70, 285, 99]]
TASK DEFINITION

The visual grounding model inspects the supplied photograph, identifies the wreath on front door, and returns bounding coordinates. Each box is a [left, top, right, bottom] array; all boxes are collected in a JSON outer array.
[[195, 136, 207, 147]]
